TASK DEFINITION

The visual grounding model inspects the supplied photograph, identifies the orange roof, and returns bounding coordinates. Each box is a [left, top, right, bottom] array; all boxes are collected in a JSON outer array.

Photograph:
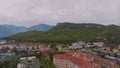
[[66, 52, 117, 65], [54, 54, 94, 68], [68, 52, 116, 64], [54, 51, 118, 68]]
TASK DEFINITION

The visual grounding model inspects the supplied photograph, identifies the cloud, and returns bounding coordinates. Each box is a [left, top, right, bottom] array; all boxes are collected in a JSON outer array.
[[0, 0, 119, 26]]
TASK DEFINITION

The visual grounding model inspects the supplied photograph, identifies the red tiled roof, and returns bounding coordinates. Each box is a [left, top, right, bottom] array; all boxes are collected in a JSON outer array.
[[67, 52, 118, 67], [54, 54, 93, 68], [54, 51, 118, 68], [66, 52, 117, 65]]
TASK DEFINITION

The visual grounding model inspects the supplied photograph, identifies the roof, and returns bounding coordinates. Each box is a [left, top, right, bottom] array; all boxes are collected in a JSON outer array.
[[54, 54, 93, 68], [67, 52, 117, 66], [54, 51, 118, 68]]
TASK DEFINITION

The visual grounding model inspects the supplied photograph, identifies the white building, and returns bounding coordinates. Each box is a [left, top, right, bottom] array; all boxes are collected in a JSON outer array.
[[0, 40, 7, 44], [93, 42, 104, 47], [17, 63, 25, 68]]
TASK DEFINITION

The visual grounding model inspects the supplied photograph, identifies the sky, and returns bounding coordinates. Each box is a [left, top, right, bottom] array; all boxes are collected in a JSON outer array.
[[0, 0, 119, 26]]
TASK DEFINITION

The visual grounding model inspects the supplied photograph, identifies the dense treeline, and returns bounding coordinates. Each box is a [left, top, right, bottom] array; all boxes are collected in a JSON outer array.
[[36, 53, 56, 68], [0, 59, 18, 68]]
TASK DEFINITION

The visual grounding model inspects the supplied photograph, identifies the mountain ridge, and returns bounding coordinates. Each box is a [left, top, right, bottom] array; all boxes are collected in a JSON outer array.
[[4, 22, 120, 44], [27, 24, 54, 31], [0, 25, 26, 38], [0, 24, 53, 38]]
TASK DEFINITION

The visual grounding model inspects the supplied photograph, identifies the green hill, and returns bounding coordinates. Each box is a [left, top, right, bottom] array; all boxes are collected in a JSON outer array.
[[5, 30, 44, 42], [4, 22, 120, 44]]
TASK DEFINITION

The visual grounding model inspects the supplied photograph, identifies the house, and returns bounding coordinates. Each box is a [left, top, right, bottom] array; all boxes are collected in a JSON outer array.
[[56, 45, 64, 52], [0, 40, 7, 45], [93, 42, 104, 47], [69, 45, 83, 50], [17, 63, 24, 68], [72, 41, 86, 46], [38, 44, 53, 54], [117, 45, 120, 49], [0, 52, 15, 56], [69, 41, 85, 50], [112, 49, 119, 53], [0, 52, 17, 61], [17, 56, 40, 68], [104, 47, 111, 51], [105, 55, 116, 61], [85, 44, 93, 48]]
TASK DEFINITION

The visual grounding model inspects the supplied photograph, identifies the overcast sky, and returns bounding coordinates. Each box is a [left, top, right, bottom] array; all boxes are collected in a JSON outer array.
[[0, 0, 119, 26]]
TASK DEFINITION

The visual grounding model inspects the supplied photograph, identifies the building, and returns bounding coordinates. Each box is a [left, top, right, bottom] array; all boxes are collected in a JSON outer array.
[[53, 54, 101, 68], [17, 56, 40, 68], [38, 44, 52, 51], [69, 41, 86, 50], [0, 52, 15, 56], [72, 41, 86, 46], [0, 40, 7, 45], [93, 42, 104, 47], [67, 52, 118, 68], [53, 52, 119, 68], [17, 63, 24, 68], [0, 52, 17, 61]]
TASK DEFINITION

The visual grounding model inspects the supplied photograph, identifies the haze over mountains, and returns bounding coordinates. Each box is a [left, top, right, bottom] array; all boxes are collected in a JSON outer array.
[[0, 25, 26, 38], [0, 24, 54, 38], [27, 24, 54, 31], [4, 22, 120, 45]]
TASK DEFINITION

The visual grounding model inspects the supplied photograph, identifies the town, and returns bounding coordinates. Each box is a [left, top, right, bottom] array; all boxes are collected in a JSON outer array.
[[0, 40, 120, 68], [0, 0, 118, 68]]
